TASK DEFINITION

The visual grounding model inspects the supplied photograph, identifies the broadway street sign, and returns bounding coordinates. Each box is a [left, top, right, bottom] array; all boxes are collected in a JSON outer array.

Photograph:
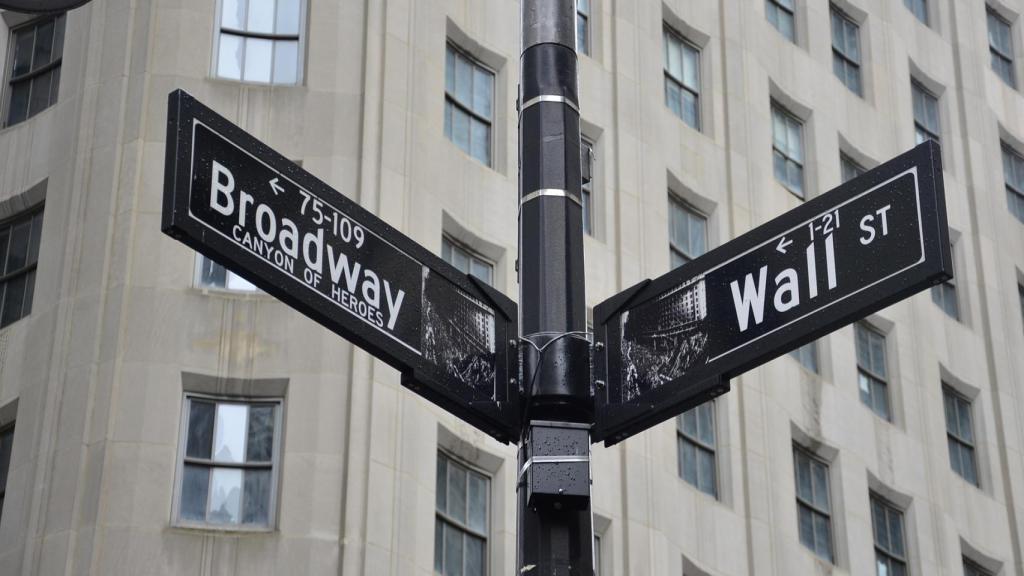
[[592, 141, 951, 445], [162, 90, 520, 443]]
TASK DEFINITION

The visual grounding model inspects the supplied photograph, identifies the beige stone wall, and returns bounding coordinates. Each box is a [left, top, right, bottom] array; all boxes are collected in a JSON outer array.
[[0, 0, 1021, 575]]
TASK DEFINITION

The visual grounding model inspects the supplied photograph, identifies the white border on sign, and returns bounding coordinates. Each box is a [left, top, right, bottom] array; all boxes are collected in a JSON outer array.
[[705, 166, 925, 364]]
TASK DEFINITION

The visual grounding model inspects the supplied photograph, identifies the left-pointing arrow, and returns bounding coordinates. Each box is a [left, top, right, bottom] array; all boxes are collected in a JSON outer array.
[[776, 235, 792, 254], [269, 177, 284, 196]]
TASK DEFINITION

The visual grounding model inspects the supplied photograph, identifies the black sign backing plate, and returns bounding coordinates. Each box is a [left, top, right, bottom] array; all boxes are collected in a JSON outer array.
[[162, 90, 520, 443], [593, 142, 951, 445]]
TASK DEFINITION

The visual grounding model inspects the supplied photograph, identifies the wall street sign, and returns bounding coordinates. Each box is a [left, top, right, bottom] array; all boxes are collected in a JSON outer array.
[[162, 90, 520, 443], [592, 141, 951, 445]]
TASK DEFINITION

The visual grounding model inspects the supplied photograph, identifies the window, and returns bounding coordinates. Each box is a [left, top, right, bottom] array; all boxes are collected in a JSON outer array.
[[582, 138, 595, 236], [442, 236, 493, 285], [831, 6, 862, 95], [0, 206, 44, 329], [677, 402, 716, 497], [1019, 284, 1024, 335], [794, 447, 833, 563], [215, 0, 303, 84], [772, 104, 805, 197], [176, 395, 282, 528], [4, 14, 64, 127], [0, 423, 12, 522], [904, 0, 928, 25], [435, 452, 488, 576], [856, 323, 890, 420], [871, 495, 907, 576], [931, 242, 959, 319], [1002, 144, 1024, 223], [668, 196, 707, 268], [988, 8, 1015, 87], [663, 27, 700, 130], [912, 80, 940, 145], [445, 43, 494, 166], [964, 558, 995, 576], [577, 0, 591, 56], [943, 385, 978, 486], [840, 153, 866, 183], [593, 533, 602, 576], [790, 341, 819, 373], [195, 254, 258, 292], [766, 0, 796, 42]]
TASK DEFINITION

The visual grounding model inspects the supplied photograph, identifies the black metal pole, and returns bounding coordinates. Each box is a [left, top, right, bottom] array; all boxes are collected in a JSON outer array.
[[517, 1, 593, 574]]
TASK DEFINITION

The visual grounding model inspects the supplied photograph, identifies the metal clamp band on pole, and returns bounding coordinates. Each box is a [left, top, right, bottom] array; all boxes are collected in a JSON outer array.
[[518, 454, 591, 483], [520, 188, 582, 207], [519, 94, 580, 115]]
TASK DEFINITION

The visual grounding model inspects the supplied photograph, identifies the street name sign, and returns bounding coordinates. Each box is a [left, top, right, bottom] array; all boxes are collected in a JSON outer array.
[[162, 90, 520, 443], [592, 141, 951, 445]]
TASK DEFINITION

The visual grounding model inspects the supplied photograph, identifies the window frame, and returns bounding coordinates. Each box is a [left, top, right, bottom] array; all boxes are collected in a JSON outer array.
[[444, 41, 496, 167], [840, 152, 866, 183], [0, 422, 13, 523], [870, 493, 908, 576], [931, 239, 960, 320], [766, 0, 797, 42], [790, 341, 820, 373], [442, 234, 495, 286], [581, 137, 595, 236], [662, 25, 701, 131], [943, 385, 979, 487], [576, 0, 591, 56], [0, 203, 44, 329], [211, 0, 307, 85], [830, 5, 862, 96], [668, 195, 708, 268], [434, 450, 491, 576], [987, 7, 1015, 88], [964, 557, 995, 576], [194, 253, 260, 293], [793, 445, 834, 563], [676, 401, 717, 498], [911, 80, 941, 145], [3, 13, 65, 127], [855, 322, 891, 421], [904, 0, 929, 26], [171, 392, 285, 531], [771, 103, 806, 198], [1002, 143, 1024, 223]]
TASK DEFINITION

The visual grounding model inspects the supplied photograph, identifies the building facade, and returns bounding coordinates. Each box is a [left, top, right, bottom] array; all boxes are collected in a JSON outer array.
[[0, 0, 1023, 575]]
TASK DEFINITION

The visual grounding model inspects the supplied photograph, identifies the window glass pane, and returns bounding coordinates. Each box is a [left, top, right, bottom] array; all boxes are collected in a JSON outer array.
[[435, 519, 445, 573], [208, 467, 243, 524], [242, 468, 271, 524], [446, 47, 456, 94], [697, 449, 715, 494], [436, 455, 447, 512], [21, 271, 35, 320], [276, 0, 300, 35], [32, 20, 55, 70], [472, 66, 492, 119], [27, 212, 43, 266], [957, 399, 973, 443], [963, 447, 977, 485], [795, 452, 812, 500], [447, 463, 467, 523], [52, 16, 65, 62], [872, 498, 889, 550], [12, 28, 34, 77], [186, 400, 215, 459], [443, 523, 464, 576], [225, 270, 257, 291], [180, 464, 210, 521], [665, 81, 682, 117], [0, 427, 13, 489], [697, 403, 714, 445], [577, 15, 588, 55], [465, 535, 485, 576], [811, 460, 829, 508], [6, 221, 31, 273], [217, 34, 244, 80], [7, 82, 30, 126], [452, 106, 470, 154], [272, 40, 299, 84], [444, 101, 453, 140], [681, 408, 698, 437], [246, 0, 275, 33], [683, 44, 699, 90], [455, 53, 472, 107], [1, 276, 26, 328], [683, 91, 699, 129], [813, 513, 832, 560], [469, 257, 492, 285], [29, 71, 53, 117], [467, 472, 487, 533], [665, 33, 681, 80], [888, 510, 905, 557], [797, 505, 815, 549], [470, 119, 490, 165], [245, 405, 275, 462], [244, 38, 273, 82], [222, 0, 246, 29], [213, 403, 248, 463], [873, 380, 890, 420], [680, 440, 696, 485]]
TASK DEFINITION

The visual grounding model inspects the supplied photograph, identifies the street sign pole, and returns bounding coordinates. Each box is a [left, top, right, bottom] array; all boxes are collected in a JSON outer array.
[[517, 1, 594, 574]]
